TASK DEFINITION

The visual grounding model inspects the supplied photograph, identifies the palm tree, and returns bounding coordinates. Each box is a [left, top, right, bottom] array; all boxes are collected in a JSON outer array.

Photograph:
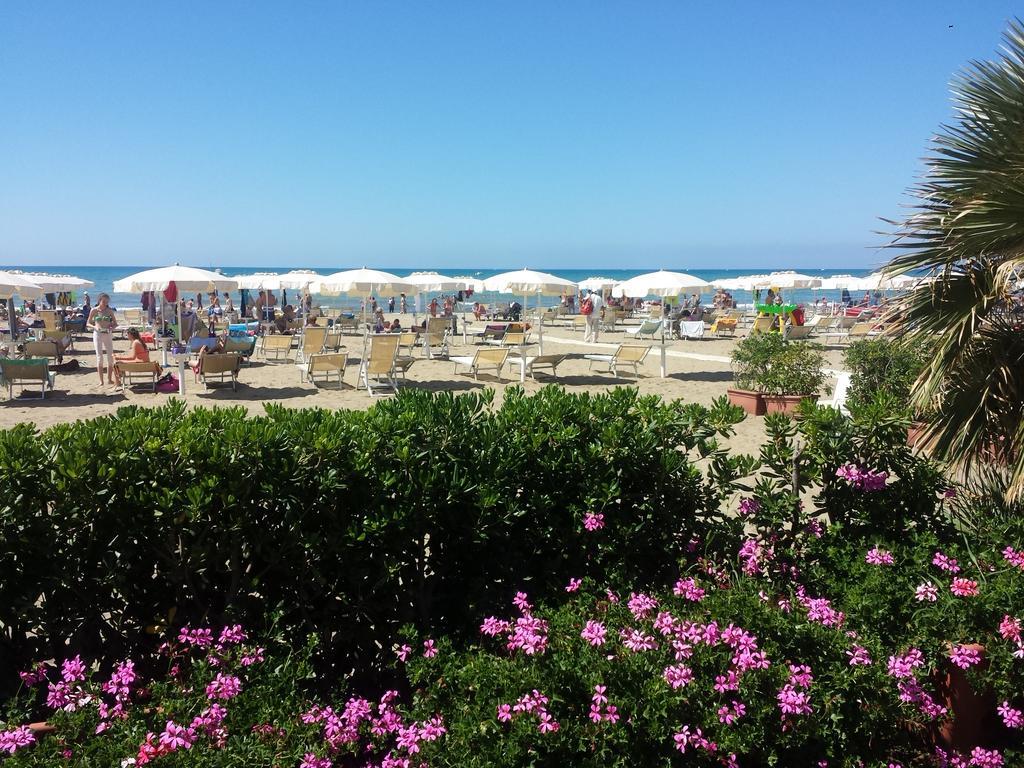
[[884, 20, 1024, 498]]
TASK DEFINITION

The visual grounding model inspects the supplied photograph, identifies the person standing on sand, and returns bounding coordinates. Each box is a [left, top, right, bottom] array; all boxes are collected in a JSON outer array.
[[582, 289, 603, 343], [87, 292, 118, 385], [388, 296, 395, 312], [400, 294, 407, 313]]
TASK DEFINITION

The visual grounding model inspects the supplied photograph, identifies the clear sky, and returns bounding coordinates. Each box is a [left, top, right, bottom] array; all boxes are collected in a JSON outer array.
[[0, 2, 1018, 270]]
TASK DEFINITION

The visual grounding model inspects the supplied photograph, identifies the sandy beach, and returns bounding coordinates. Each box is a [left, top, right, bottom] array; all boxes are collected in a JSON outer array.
[[0, 313, 849, 456]]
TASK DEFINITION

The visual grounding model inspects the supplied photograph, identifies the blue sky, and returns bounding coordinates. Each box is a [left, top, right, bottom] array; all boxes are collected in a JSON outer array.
[[0, 2, 1018, 270]]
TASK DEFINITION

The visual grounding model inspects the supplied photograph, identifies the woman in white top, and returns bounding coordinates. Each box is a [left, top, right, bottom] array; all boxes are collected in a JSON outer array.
[[87, 293, 118, 385]]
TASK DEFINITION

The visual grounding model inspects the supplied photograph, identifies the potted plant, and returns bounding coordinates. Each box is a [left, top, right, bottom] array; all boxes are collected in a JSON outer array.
[[757, 341, 826, 414], [843, 338, 933, 442], [728, 332, 787, 415]]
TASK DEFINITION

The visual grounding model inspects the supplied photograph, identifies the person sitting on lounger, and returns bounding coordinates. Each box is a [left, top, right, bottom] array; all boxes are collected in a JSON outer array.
[[113, 328, 152, 385], [275, 305, 297, 334]]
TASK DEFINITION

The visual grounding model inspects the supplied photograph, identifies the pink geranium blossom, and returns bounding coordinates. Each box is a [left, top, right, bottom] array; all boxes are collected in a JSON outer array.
[[997, 701, 1022, 729], [847, 645, 872, 666], [581, 620, 607, 646], [949, 644, 982, 670], [205, 673, 242, 701], [663, 664, 694, 689], [422, 639, 438, 658], [915, 583, 939, 602], [950, 578, 979, 597], [932, 552, 960, 573], [0, 726, 35, 754], [673, 577, 706, 602], [865, 547, 894, 565], [583, 512, 605, 531], [1003, 546, 1024, 570], [565, 578, 582, 593]]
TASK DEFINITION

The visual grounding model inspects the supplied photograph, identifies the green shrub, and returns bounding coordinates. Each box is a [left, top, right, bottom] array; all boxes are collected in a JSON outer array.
[[730, 333, 826, 395], [0, 388, 745, 696], [843, 337, 932, 415]]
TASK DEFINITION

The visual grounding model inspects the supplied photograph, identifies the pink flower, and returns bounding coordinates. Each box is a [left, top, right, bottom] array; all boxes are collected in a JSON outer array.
[[496, 704, 512, 722], [950, 578, 979, 597], [777, 684, 812, 715], [737, 497, 760, 519], [0, 726, 35, 754], [949, 644, 982, 670], [158, 720, 196, 752], [865, 547, 895, 565], [19, 663, 48, 687], [422, 639, 438, 658], [847, 645, 872, 666], [887, 648, 924, 679], [998, 615, 1021, 642], [619, 628, 657, 652], [581, 620, 607, 647], [788, 664, 813, 688], [61, 655, 86, 683], [1003, 546, 1024, 570], [968, 747, 1005, 767], [537, 712, 559, 733], [480, 617, 511, 637], [512, 592, 532, 612], [627, 592, 658, 619], [217, 624, 247, 646], [932, 552, 960, 573], [673, 577, 706, 602], [717, 700, 746, 725], [205, 673, 242, 701], [662, 664, 694, 689], [507, 615, 549, 655], [915, 583, 939, 602], [396, 644, 412, 662], [565, 578, 582, 593], [300, 754, 332, 768], [583, 512, 605, 531], [177, 626, 213, 648], [997, 701, 1022, 729]]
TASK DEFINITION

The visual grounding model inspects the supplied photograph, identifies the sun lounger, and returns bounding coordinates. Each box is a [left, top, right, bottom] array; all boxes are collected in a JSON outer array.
[[747, 316, 775, 335], [358, 333, 401, 396], [819, 371, 852, 415], [424, 317, 451, 358], [296, 326, 328, 364], [222, 335, 257, 362], [0, 358, 55, 399], [333, 316, 362, 334], [822, 321, 875, 346], [188, 336, 220, 357], [508, 353, 567, 381], [116, 360, 162, 392], [709, 317, 738, 337], [195, 353, 242, 391], [23, 339, 63, 363], [625, 319, 662, 340], [303, 352, 348, 388], [451, 347, 509, 380], [784, 324, 814, 340], [260, 334, 295, 362], [583, 343, 651, 379]]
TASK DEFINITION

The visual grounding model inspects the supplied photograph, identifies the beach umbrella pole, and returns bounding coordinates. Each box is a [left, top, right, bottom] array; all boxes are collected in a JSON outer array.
[[7, 298, 16, 350], [660, 314, 667, 378]]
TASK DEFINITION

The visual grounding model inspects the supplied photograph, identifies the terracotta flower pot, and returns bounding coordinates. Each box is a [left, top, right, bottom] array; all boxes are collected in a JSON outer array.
[[933, 643, 999, 752], [727, 388, 765, 416], [907, 421, 929, 449], [762, 394, 809, 415]]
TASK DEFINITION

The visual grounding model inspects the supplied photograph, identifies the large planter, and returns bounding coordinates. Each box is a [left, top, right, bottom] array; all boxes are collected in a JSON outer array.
[[762, 394, 810, 415], [727, 388, 765, 416], [933, 644, 999, 752], [907, 421, 929, 450]]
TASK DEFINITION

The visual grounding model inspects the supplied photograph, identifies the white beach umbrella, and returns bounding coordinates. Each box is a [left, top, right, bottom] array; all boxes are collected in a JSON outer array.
[[0, 271, 46, 300], [403, 271, 468, 293], [233, 272, 282, 290], [0, 271, 43, 344], [750, 271, 822, 289], [611, 270, 709, 379], [15, 272, 95, 292], [613, 269, 709, 298], [483, 269, 577, 355], [275, 269, 325, 291], [451, 276, 486, 293], [863, 271, 928, 291], [578, 276, 619, 292], [315, 267, 417, 298], [113, 265, 239, 342], [113, 264, 239, 294], [815, 275, 871, 291]]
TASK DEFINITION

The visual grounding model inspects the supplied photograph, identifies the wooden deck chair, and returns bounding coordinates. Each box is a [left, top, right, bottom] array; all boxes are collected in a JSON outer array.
[[334, 316, 361, 334], [260, 334, 294, 362], [0, 358, 55, 399], [572, 315, 589, 333], [358, 333, 401, 396], [222, 335, 257, 363], [451, 347, 509, 380], [625, 319, 663, 340], [121, 308, 144, 333], [845, 322, 877, 343], [709, 317, 738, 337], [296, 326, 328, 364], [116, 360, 162, 392], [747, 316, 775, 335], [303, 352, 348, 388], [196, 352, 241, 391], [600, 308, 623, 332], [40, 328, 73, 351], [23, 339, 62, 364], [784, 324, 814, 340], [583, 343, 651, 379], [397, 330, 420, 355]]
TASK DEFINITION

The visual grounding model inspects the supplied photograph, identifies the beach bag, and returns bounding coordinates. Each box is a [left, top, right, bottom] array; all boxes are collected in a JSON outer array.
[[581, 298, 594, 316], [155, 373, 179, 393]]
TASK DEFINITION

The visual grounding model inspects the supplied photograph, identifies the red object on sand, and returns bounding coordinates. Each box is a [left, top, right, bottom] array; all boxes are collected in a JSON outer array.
[[163, 281, 178, 303]]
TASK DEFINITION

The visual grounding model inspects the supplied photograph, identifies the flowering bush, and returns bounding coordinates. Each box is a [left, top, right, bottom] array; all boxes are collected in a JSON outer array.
[[0, 388, 745, 695]]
